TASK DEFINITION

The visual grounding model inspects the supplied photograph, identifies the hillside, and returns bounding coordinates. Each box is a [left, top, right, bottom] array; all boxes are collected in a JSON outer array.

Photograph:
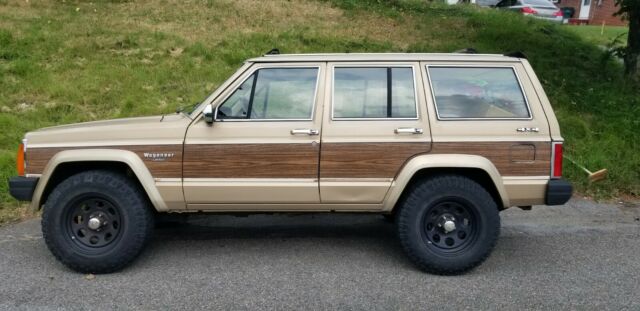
[[0, 0, 638, 222]]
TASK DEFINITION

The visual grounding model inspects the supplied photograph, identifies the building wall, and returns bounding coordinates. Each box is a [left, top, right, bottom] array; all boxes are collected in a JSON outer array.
[[558, 0, 626, 26], [590, 0, 626, 26]]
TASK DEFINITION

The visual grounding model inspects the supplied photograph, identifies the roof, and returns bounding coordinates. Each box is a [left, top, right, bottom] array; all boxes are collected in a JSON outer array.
[[247, 53, 523, 63]]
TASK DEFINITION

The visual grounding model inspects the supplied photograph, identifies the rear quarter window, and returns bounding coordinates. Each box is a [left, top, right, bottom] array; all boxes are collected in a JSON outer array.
[[427, 66, 531, 120]]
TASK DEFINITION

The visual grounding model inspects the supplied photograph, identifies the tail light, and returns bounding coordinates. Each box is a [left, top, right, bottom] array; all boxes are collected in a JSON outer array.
[[521, 7, 537, 14], [551, 141, 563, 179], [17, 142, 25, 176], [554, 10, 563, 17]]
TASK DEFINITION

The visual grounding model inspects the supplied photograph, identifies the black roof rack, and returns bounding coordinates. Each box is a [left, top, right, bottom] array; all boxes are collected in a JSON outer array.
[[504, 51, 527, 59], [453, 48, 478, 54], [266, 48, 280, 55]]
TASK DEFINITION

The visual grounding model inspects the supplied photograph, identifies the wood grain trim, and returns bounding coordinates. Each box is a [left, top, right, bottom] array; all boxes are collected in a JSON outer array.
[[431, 141, 551, 176], [183, 143, 319, 178], [320, 142, 431, 178], [26, 145, 182, 178]]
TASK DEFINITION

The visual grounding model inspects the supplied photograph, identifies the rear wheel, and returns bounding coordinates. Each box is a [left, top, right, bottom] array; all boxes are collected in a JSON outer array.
[[42, 170, 154, 273], [396, 175, 500, 275]]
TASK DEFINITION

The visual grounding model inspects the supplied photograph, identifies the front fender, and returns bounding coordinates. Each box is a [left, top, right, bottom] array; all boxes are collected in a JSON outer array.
[[382, 154, 510, 211], [30, 149, 169, 211]]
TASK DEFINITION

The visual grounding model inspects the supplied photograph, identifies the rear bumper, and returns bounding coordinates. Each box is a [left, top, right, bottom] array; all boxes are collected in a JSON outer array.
[[8, 176, 39, 201], [532, 15, 563, 23], [545, 179, 572, 205]]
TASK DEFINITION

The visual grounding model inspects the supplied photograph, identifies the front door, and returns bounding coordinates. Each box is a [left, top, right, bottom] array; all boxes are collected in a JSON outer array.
[[319, 62, 432, 206], [579, 0, 591, 19], [183, 63, 325, 209]]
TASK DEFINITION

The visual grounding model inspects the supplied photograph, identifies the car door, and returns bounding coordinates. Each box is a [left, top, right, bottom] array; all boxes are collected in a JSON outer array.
[[183, 63, 325, 209], [319, 62, 432, 206], [423, 62, 552, 205]]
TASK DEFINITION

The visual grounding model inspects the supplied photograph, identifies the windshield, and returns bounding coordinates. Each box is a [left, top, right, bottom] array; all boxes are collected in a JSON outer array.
[[188, 62, 253, 118]]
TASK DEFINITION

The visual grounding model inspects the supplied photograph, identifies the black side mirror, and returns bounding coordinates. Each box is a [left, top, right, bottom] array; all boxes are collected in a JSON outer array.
[[203, 104, 214, 124]]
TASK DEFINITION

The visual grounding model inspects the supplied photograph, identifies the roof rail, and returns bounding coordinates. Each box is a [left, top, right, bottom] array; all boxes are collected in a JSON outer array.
[[266, 48, 280, 55], [504, 51, 527, 59]]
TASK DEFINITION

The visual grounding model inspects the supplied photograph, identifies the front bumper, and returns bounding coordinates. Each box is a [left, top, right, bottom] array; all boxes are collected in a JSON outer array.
[[545, 179, 572, 205], [8, 176, 39, 201]]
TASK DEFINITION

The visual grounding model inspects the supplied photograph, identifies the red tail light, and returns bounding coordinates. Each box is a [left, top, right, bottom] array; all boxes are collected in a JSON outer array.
[[551, 142, 563, 178], [17, 143, 25, 176], [554, 10, 563, 17], [521, 7, 537, 14]]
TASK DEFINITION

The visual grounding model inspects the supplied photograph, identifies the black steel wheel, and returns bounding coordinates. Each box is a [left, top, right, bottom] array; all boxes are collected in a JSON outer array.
[[396, 175, 500, 275], [421, 199, 479, 254], [42, 170, 154, 274], [65, 195, 123, 249]]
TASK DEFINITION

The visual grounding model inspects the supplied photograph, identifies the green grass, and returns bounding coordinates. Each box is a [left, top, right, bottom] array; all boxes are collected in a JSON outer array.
[[566, 25, 628, 46], [0, 0, 638, 222]]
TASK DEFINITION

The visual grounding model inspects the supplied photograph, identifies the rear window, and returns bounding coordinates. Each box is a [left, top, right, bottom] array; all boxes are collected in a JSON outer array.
[[523, 0, 555, 6], [428, 67, 531, 119]]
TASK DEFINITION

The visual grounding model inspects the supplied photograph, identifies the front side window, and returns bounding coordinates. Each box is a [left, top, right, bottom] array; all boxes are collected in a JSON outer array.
[[428, 67, 530, 119], [333, 67, 417, 119], [217, 68, 318, 120]]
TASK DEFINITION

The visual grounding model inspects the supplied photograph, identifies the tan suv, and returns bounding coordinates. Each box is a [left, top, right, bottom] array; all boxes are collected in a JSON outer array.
[[8, 53, 572, 275]]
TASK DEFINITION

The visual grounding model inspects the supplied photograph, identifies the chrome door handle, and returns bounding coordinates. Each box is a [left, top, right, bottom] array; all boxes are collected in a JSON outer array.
[[290, 128, 319, 136], [394, 127, 423, 134], [516, 127, 539, 133]]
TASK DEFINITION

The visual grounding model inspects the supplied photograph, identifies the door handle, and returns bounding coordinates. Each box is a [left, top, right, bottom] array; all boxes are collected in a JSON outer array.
[[290, 128, 319, 136], [394, 127, 423, 134], [516, 127, 539, 133]]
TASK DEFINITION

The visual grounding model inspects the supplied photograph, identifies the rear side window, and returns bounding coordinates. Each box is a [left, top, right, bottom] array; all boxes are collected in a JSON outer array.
[[333, 67, 417, 119], [428, 67, 531, 119], [217, 68, 318, 120]]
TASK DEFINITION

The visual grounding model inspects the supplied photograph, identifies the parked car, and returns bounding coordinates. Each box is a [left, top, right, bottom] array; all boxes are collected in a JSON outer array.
[[494, 0, 564, 23], [9, 52, 572, 275]]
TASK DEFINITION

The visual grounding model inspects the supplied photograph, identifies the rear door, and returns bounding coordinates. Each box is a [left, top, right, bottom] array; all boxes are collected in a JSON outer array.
[[319, 62, 431, 206], [422, 61, 552, 205], [183, 63, 325, 208]]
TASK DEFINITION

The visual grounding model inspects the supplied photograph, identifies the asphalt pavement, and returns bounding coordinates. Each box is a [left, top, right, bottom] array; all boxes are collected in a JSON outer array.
[[0, 198, 638, 310]]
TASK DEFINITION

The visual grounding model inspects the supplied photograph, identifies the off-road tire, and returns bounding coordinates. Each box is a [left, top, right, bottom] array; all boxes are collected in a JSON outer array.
[[42, 170, 154, 273], [396, 175, 500, 275]]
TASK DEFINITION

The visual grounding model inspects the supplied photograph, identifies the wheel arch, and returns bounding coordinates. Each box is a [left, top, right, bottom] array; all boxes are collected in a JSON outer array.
[[383, 154, 510, 212], [30, 149, 169, 212]]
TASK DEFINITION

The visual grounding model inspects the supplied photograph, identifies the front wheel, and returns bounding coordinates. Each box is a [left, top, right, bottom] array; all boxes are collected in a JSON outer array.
[[396, 175, 500, 275], [42, 170, 154, 273]]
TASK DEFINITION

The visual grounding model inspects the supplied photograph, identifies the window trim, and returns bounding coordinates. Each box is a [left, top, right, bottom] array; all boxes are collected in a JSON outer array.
[[331, 65, 420, 121], [214, 66, 321, 122], [426, 65, 534, 121]]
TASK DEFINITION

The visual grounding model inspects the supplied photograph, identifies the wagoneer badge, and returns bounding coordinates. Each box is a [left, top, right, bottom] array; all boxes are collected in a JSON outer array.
[[143, 152, 175, 161]]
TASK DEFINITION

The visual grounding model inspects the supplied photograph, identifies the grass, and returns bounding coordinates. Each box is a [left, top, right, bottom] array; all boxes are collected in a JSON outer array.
[[566, 25, 628, 46], [0, 0, 638, 222]]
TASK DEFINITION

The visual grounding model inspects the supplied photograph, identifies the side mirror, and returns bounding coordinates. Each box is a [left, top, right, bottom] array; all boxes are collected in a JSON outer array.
[[203, 104, 214, 124]]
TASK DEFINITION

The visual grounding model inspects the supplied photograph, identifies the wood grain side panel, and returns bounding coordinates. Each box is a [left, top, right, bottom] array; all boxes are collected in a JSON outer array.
[[26, 145, 182, 178], [320, 142, 431, 178], [183, 144, 319, 178], [431, 142, 551, 176]]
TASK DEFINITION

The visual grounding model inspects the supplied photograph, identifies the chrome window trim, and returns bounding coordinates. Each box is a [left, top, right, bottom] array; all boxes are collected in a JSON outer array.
[[330, 64, 420, 121], [213, 66, 321, 122], [425, 65, 534, 121]]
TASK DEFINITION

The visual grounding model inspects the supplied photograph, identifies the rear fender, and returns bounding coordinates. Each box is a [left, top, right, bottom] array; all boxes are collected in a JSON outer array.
[[383, 154, 509, 211]]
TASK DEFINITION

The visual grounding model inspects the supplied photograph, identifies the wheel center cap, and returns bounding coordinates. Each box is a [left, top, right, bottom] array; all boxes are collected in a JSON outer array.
[[443, 220, 456, 233], [87, 217, 102, 230]]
